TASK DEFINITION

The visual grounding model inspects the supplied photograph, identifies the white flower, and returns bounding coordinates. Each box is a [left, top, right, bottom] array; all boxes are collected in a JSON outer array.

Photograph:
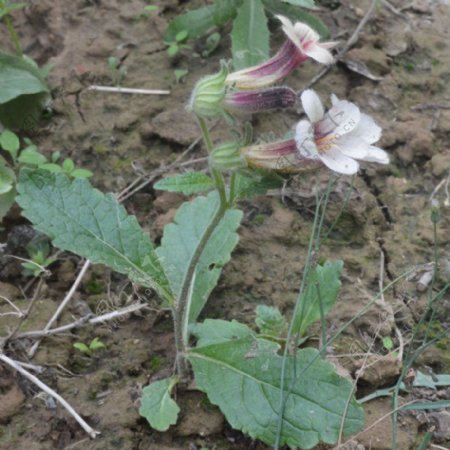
[[295, 89, 389, 175], [276, 15, 335, 65]]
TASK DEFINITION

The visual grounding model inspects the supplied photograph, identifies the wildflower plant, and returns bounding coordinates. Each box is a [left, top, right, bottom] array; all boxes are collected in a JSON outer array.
[[16, 16, 390, 449]]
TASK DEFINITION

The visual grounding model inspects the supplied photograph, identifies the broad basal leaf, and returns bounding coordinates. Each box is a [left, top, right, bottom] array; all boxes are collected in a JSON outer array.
[[0, 52, 50, 129], [0, 52, 49, 104], [231, 0, 270, 70], [139, 377, 180, 431], [164, 6, 216, 42], [16, 170, 171, 300], [190, 318, 252, 347], [154, 172, 215, 195], [157, 192, 242, 323], [189, 319, 364, 449], [292, 260, 343, 336]]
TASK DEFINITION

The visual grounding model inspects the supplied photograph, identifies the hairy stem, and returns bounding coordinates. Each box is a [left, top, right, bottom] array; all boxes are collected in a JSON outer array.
[[173, 116, 229, 378]]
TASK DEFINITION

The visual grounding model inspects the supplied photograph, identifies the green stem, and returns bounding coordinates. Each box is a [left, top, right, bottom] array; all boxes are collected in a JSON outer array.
[[173, 203, 227, 377], [229, 172, 237, 205], [197, 116, 228, 208], [172, 115, 230, 378], [4, 13, 22, 56]]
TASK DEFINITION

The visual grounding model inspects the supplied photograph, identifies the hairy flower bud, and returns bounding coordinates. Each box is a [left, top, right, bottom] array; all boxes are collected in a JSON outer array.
[[188, 62, 228, 118], [210, 141, 247, 172]]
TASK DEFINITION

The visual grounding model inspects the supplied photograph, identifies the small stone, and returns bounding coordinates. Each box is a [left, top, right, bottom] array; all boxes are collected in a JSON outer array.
[[0, 282, 21, 300], [145, 109, 198, 146], [430, 151, 450, 177], [0, 378, 26, 423]]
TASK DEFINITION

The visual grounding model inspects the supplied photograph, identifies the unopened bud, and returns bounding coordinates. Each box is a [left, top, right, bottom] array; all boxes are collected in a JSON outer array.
[[210, 141, 246, 172], [188, 61, 228, 118], [431, 199, 440, 223]]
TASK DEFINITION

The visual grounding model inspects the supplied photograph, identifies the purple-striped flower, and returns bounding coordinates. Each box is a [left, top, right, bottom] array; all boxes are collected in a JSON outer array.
[[223, 86, 297, 114], [241, 90, 389, 175], [226, 16, 336, 90]]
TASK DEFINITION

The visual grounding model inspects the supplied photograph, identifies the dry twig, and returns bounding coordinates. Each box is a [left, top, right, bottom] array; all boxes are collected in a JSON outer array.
[[0, 353, 100, 438]]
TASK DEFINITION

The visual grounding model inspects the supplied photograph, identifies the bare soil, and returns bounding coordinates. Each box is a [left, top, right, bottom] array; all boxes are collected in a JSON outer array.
[[1, 0, 450, 449]]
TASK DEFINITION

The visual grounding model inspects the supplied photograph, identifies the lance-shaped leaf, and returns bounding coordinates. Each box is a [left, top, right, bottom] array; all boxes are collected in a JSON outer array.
[[231, 0, 270, 70], [139, 377, 180, 431], [157, 192, 242, 323], [154, 172, 215, 195], [189, 319, 364, 449], [292, 260, 343, 336], [16, 170, 171, 300]]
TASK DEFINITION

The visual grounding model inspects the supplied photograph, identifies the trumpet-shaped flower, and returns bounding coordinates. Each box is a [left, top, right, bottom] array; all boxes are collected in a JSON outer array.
[[226, 16, 336, 90], [223, 86, 297, 114], [295, 90, 389, 174], [241, 91, 389, 175]]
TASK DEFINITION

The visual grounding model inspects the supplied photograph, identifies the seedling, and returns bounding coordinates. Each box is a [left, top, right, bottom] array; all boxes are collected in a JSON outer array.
[[167, 30, 190, 58], [73, 337, 106, 356], [21, 235, 55, 277], [173, 68, 188, 83], [107, 56, 127, 86]]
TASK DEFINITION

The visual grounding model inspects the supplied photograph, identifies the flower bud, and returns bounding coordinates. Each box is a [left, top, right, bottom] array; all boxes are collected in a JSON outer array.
[[210, 141, 247, 172], [188, 61, 228, 118]]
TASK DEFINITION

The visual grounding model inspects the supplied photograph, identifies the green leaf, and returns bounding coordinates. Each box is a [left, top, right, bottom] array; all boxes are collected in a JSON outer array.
[[191, 318, 253, 347], [414, 371, 450, 390], [0, 187, 15, 222], [231, 0, 270, 70], [0, 161, 15, 195], [213, 0, 243, 25], [139, 377, 180, 431], [262, 0, 329, 38], [167, 43, 179, 58], [73, 342, 90, 354], [189, 320, 364, 448], [174, 69, 188, 83], [16, 170, 171, 300], [175, 30, 189, 43], [164, 6, 215, 42], [0, 52, 49, 104], [38, 163, 64, 173], [0, 130, 20, 159], [281, 0, 316, 9], [154, 172, 215, 195], [17, 147, 47, 166], [89, 337, 106, 350], [62, 158, 75, 173], [157, 192, 242, 323], [0, 53, 50, 129], [235, 170, 284, 199], [255, 305, 287, 337], [70, 168, 93, 179], [292, 260, 343, 336]]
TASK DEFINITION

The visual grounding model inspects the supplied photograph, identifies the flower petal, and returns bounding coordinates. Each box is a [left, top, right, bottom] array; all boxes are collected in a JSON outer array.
[[319, 146, 359, 174], [295, 119, 320, 159], [294, 22, 320, 45], [317, 99, 361, 138], [363, 146, 390, 164], [305, 43, 334, 64], [276, 15, 301, 49], [301, 89, 325, 123], [350, 113, 382, 144], [334, 136, 369, 159]]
